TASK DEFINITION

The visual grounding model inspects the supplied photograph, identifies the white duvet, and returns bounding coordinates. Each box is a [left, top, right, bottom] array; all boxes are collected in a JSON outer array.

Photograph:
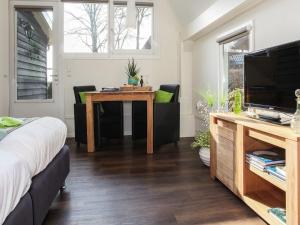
[[0, 117, 67, 177], [0, 117, 67, 225]]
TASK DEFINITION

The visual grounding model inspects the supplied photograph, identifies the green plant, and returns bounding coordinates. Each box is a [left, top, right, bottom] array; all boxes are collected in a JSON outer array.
[[126, 58, 140, 81], [200, 90, 216, 108], [191, 131, 210, 149], [220, 92, 228, 109]]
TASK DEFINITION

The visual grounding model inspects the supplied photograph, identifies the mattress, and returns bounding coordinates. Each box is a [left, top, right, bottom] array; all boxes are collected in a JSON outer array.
[[0, 151, 31, 225], [0, 117, 67, 177]]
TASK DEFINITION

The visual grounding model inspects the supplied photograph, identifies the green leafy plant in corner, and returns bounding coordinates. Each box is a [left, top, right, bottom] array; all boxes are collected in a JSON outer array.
[[200, 90, 216, 108], [126, 58, 140, 81], [191, 131, 210, 149]]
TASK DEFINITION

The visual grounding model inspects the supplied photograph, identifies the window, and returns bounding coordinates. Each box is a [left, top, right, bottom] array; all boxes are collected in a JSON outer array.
[[63, 1, 155, 55], [218, 25, 253, 110], [113, 2, 153, 50], [64, 2, 109, 53], [15, 7, 54, 100]]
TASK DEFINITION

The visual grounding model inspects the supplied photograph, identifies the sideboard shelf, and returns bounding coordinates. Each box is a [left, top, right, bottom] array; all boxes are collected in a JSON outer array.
[[210, 113, 300, 225]]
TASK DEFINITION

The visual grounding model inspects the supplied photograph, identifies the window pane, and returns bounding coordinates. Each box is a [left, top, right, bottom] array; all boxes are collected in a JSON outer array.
[[114, 4, 153, 50], [222, 34, 250, 110], [16, 8, 53, 100], [64, 3, 109, 53]]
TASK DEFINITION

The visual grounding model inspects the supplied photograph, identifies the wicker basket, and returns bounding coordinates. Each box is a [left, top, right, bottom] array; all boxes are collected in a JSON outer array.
[[120, 86, 152, 91]]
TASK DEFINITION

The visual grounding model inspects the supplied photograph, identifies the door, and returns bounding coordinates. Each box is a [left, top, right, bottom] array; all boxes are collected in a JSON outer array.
[[10, 1, 63, 119]]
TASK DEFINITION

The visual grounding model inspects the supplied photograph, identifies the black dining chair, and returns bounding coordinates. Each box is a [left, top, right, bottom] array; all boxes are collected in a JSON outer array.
[[73, 85, 124, 147], [132, 84, 180, 147]]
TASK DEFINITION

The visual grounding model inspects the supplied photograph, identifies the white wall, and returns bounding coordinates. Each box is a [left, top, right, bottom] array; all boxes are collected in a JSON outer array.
[[64, 0, 195, 137], [0, 0, 10, 116], [192, 0, 300, 131]]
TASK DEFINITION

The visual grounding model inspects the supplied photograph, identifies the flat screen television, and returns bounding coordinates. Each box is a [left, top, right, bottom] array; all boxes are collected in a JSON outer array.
[[244, 40, 300, 113]]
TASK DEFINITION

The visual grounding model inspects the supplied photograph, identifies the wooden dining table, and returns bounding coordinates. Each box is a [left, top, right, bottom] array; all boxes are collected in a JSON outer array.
[[85, 90, 155, 154]]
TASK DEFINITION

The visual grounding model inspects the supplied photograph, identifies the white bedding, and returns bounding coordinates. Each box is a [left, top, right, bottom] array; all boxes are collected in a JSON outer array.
[[0, 117, 67, 225], [0, 151, 31, 225], [0, 117, 67, 177]]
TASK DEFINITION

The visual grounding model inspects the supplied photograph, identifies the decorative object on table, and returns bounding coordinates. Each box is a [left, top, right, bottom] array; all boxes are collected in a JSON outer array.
[[140, 76, 144, 87], [126, 58, 140, 86], [228, 88, 244, 112], [291, 89, 300, 133], [233, 88, 242, 114], [218, 92, 228, 112], [191, 131, 210, 167], [120, 85, 152, 92]]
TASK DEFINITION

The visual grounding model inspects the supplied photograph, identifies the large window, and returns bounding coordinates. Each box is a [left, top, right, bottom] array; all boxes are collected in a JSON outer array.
[[63, 1, 155, 55], [64, 2, 109, 53], [114, 2, 153, 50], [218, 25, 252, 110]]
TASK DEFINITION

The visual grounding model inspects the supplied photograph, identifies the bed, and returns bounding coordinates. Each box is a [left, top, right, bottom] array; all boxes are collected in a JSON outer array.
[[0, 117, 70, 225]]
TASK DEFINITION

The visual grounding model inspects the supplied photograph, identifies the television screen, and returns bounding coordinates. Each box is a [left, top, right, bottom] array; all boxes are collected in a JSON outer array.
[[244, 41, 300, 113]]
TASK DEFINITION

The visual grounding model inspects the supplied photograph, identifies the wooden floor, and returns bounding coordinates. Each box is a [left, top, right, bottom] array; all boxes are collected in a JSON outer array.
[[44, 138, 266, 225]]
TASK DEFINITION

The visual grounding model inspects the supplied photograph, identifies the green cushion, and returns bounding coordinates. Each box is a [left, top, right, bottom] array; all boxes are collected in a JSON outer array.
[[155, 90, 174, 103], [79, 92, 86, 104]]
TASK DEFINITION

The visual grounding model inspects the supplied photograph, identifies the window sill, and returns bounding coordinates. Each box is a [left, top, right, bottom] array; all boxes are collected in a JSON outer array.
[[63, 51, 160, 60]]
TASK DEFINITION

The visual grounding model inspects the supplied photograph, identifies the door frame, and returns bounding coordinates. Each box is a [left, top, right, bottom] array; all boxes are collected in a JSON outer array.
[[9, 0, 64, 119]]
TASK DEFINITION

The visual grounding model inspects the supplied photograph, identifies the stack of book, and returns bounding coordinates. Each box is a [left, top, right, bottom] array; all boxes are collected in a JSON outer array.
[[268, 208, 286, 225], [246, 148, 286, 180], [266, 165, 286, 181]]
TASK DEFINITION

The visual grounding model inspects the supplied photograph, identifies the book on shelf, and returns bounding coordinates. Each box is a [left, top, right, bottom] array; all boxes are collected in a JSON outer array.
[[268, 208, 286, 225], [246, 148, 285, 166], [246, 158, 266, 171], [276, 165, 286, 177], [266, 166, 286, 181]]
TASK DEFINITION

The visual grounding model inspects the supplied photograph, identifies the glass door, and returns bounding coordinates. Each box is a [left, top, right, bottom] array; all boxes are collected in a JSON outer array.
[[10, 1, 63, 118]]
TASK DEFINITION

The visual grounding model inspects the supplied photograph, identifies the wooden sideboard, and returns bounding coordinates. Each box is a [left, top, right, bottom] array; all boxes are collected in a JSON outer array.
[[210, 113, 300, 225]]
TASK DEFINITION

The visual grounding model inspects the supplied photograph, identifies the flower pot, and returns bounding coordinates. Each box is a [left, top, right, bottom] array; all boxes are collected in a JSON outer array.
[[199, 147, 210, 167], [128, 77, 139, 86]]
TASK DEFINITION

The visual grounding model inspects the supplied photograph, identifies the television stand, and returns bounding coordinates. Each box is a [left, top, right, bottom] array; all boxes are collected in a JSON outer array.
[[210, 113, 300, 225]]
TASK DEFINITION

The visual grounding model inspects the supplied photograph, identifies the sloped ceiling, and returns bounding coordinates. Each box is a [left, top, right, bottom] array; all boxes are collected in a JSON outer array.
[[169, 0, 217, 25]]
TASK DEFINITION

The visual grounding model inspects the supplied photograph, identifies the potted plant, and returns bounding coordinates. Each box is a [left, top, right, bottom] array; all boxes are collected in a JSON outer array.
[[191, 131, 210, 167], [126, 58, 140, 86]]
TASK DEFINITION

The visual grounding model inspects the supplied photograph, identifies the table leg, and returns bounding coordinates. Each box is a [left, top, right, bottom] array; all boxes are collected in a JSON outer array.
[[147, 97, 154, 154], [86, 95, 95, 153]]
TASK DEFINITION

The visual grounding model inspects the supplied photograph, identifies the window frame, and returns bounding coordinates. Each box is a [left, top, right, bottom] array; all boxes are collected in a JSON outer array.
[[217, 21, 254, 110], [62, 0, 159, 59]]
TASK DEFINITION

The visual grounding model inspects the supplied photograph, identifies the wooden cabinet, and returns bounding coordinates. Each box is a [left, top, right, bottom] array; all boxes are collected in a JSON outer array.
[[214, 119, 236, 192], [210, 113, 300, 225]]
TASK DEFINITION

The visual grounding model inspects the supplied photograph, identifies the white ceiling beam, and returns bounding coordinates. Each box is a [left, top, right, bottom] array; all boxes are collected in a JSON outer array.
[[183, 0, 264, 41]]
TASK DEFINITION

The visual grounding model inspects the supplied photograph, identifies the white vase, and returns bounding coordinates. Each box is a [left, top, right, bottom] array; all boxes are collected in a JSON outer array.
[[199, 147, 210, 167]]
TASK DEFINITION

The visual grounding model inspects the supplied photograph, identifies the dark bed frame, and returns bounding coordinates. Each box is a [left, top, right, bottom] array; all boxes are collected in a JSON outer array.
[[3, 145, 70, 225]]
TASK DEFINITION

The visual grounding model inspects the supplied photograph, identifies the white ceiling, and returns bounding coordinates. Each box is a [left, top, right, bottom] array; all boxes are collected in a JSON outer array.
[[169, 0, 218, 25]]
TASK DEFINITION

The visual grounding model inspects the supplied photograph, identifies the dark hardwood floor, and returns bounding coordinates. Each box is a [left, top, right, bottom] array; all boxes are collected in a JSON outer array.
[[44, 138, 266, 225]]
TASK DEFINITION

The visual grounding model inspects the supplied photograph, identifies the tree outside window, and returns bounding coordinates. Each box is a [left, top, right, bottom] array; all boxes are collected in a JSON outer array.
[[64, 2, 154, 54]]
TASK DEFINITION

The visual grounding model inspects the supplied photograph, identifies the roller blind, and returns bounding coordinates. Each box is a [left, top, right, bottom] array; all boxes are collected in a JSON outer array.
[[217, 24, 252, 45], [113, 1, 154, 7]]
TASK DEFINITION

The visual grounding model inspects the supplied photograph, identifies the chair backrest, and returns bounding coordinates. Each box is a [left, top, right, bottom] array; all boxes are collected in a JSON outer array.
[[73, 86, 96, 103], [159, 84, 180, 103]]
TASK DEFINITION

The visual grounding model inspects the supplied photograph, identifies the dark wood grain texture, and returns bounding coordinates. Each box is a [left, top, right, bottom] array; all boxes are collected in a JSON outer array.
[[43, 138, 266, 225]]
